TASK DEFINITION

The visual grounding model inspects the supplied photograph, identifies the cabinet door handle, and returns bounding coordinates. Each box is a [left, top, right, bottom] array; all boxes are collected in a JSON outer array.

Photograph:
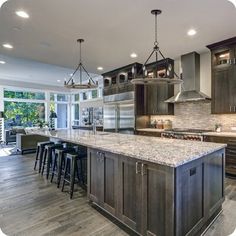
[[234, 58, 236, 64], [190, 167, 196, 176], [136, 162, 141, 174], [230, 106, 232, 112], [141, 163, 147, 176]]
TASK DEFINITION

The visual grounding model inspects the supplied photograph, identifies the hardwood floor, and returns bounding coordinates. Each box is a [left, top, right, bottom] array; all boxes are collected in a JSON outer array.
[[0, 153, 236, 236], [0, 154, 129, 236]]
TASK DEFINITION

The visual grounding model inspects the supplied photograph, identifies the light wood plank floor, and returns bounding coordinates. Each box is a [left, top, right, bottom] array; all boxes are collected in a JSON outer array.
[[0, 153, 236, 236]]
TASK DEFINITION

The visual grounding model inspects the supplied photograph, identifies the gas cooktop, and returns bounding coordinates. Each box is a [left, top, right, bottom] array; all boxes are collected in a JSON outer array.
[[163, 128, 214, 134]]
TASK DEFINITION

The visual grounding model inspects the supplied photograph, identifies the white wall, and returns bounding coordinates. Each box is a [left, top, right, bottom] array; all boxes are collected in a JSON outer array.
[[0, 86, 3, 111]]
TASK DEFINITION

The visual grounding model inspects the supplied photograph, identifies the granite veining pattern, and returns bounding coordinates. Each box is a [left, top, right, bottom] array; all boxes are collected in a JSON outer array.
[[31, 129, 226, 167]]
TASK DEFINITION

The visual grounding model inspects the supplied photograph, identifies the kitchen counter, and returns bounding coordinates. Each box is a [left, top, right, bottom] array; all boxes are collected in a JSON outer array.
[[31, 129, 226, 236], [136, 128, 164, 132], [31, 129, 226, 167], [203, 131, 236, 137]]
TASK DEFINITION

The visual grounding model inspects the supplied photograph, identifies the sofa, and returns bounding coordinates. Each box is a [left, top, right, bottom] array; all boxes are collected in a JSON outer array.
[[16, 133, 49, 154], [5, 128, 26, 145]]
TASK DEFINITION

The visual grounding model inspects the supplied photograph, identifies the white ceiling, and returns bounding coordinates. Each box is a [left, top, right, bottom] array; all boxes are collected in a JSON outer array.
[[0, 0, 236, 76], [0, 53, 101, 87]]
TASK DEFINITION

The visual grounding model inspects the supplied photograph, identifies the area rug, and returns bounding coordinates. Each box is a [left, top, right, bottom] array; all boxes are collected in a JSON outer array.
[[0, 143, 21, 156]]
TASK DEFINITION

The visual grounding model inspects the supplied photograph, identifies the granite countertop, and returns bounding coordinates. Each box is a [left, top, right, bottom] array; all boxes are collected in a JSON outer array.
[[203, 131, 236, 137], [136, 128, 164, 132], [31, 129, 226, 168]]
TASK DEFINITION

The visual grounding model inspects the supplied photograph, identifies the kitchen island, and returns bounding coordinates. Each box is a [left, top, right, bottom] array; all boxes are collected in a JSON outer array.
[[31, 129, 226, 236]]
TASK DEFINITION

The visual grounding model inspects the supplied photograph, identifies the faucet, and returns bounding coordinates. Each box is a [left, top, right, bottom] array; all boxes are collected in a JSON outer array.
[[93, 120, 96, 134]]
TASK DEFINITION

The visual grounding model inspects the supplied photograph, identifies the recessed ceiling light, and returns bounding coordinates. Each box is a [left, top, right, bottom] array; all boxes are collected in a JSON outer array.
[[97, 67, 103, 71], [187, 29, 197, 36], [130, 53, 138, 58], [227, 0, 236, 8], [15, 10, 29, 18], [0, 60, 6, 64], [2, 43, 13, 49], [0, 0, 8, 8]]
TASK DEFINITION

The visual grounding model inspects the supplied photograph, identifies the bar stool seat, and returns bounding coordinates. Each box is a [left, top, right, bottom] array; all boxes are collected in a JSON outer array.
[[61, 151, 87, 199], [41, 143, 63, 179], [34, 141, 54, 172]]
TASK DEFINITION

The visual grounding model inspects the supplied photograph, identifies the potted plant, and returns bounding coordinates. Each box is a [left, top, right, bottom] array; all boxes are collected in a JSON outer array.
[[215, 123, 222, 132]]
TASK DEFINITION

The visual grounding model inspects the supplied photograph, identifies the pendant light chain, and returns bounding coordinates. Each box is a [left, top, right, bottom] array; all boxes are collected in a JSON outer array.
[[64, 39, 98, 89], [154, 13, 158, 46]]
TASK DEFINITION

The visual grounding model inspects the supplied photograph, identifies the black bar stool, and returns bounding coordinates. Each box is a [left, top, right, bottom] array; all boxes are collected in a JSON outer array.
[[34, 141, 54, 172], [61, 151, 87, 199], [50, 146, 75, 186], [41, 143, 63, 179]]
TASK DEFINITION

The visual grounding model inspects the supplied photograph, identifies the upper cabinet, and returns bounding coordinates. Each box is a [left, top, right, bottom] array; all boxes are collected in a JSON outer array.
[[207, 37, 236, 114], [135, 58, 175, 116], [102, 63, 143, 96]]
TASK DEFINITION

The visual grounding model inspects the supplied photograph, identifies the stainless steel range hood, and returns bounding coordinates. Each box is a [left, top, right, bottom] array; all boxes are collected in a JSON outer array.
[[165, 52, 211, 103]]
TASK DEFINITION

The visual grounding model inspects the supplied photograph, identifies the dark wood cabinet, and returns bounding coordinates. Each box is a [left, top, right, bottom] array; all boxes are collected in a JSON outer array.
[[102, 63, 143, 96], [88, 147, 225, 236], [117, 157, 142, 233], [146, 83, 174, 115], [204, 135, 236, 176], [141, 162, 175, 236], [207, 37, 236, 114], [135, 130, 162, 137], [134, 83, 174, 116], [134, 59, 175, 116], [88, 149, 118, 215]]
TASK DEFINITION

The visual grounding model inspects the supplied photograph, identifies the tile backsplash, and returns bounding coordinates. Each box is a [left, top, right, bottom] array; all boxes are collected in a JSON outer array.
[[151, 102, 236, 131]]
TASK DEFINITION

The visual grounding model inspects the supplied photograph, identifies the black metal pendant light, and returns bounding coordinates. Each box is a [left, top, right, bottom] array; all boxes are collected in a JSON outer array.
[[64, 39, 98, 89], [131, 10, 183, 85]]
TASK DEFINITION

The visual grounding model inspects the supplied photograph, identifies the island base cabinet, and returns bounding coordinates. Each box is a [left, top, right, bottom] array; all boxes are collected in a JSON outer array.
[[175, 150, 225, 236], [87, 148, 225, 236], [140, 162, 175, 236], [87, 149, 118, 216], [117, 157, 143, 233]]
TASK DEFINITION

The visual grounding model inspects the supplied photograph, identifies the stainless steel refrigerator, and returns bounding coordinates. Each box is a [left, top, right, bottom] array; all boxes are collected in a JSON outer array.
[[103, 103, 134, 134], [103, 92, 134, 134]]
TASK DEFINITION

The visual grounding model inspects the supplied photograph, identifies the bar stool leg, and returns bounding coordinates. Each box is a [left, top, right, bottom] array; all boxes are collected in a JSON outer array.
[[70, 158, 76, 199], [50, 152, 58, 183], [61, 158, 68, 192], [34, 145, 40, 170], [57, 152, 63, 188], [39, 146, 45, 173], [41, 148, 48, 176], [46, 148, 52, 179]]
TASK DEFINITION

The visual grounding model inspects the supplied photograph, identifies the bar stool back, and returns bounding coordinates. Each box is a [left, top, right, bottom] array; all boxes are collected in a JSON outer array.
[[34, 141, 54, 172], [50, 146, 75, 186], [61, 151, 87, 199], [41, 143, 63, 179]]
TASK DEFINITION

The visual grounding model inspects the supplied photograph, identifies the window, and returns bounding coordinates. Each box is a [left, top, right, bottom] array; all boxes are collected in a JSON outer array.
[[56, 104, 68, 128], [4, 101, 45, 128], [50, 93, 68, 102], [74, 94, 80, 102], [92, 90, 98, 99], [4, 89, 45, 100], [83, 92, 88, 100], [50, 93, 69, 129], [3, 89, 46, 128]]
